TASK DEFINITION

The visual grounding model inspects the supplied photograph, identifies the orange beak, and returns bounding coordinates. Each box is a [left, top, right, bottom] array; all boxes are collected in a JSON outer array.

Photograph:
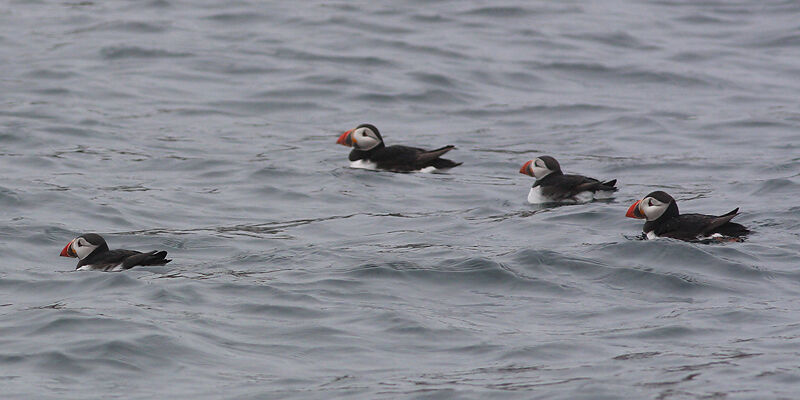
[[60, 240, 77, 257], [626, 200, 644, 219], [336, 130, 354, 147], [519, 160, 534, 176]]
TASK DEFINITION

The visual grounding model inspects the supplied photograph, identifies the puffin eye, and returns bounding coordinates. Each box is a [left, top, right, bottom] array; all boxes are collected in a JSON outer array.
[[647, 199, 653, 207]]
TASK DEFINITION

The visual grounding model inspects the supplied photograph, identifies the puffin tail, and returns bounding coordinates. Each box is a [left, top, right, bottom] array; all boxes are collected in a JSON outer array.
[[430, 158, 463, 169], [141, 251, 171, 266], [416, 145, 461, 170], [701, 208, 749, 238], [720, 208, 739, 217], [599, 179, 618, 191]]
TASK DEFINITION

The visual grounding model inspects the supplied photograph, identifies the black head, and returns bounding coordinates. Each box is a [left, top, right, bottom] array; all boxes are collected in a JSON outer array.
[[355, 123, 382, 141], [81, 233, 108, 247], [537, 156, 562, 173], [632, 191, 679, 221], [645, 191, 674, 204], [60, 232, 109, 260], [336, 123, 384, 151]]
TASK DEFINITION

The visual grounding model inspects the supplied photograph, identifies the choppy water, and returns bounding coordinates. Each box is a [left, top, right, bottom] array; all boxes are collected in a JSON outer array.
[[2, 1, 800, 398]]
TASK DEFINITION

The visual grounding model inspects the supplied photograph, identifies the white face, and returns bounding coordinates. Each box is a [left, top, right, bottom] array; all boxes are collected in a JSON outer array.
[[638, 196, 670, 221], [531, 157, 553, 179], [351, 126, 381, 151], [70, 237, 100, 259]]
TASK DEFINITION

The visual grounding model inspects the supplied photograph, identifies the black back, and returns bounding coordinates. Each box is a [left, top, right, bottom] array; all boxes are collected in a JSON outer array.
[[643, 196, 749, 241], [534, 170, 617, 200], [74, 233, 171, 271], [346, 123, 461, 171]]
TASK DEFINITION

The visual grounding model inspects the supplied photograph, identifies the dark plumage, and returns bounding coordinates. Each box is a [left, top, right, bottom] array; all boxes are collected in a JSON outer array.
[[520, 155, 617, 203], [60, 233, 171, 271], [626, 191, 749, 241], [337, 123, 461, 172]]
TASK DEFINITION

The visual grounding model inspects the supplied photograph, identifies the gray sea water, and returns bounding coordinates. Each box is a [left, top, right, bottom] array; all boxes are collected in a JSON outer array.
[[2, 1, 800, 398]]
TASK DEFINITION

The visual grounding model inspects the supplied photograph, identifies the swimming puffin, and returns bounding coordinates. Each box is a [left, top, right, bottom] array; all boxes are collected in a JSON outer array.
[[519, 156, 617, 203], [60, 233, 171, 271], [336, 123, 461, 172], [625, 191, 749, 241]]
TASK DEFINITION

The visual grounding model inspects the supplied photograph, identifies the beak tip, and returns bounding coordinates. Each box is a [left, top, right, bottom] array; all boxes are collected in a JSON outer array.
[[336, 130, 353, 147], [625, 200, 643, 219], [519, 160, 533, 176], [60, 241, 75, 257]]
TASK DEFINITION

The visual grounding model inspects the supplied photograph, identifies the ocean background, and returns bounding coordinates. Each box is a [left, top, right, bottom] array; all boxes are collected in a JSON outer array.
[[2, 1, 800, 398]]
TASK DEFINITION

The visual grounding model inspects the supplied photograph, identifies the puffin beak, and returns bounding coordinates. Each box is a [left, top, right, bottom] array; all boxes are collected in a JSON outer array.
[[625, 200, 645, 219], [336, 130, 354, 147], [60, 240, 77, 257], [519, 160, 534, 176]]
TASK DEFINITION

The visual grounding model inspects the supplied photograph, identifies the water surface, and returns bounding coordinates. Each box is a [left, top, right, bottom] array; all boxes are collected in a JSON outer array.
[[2, 1, 800, 399]]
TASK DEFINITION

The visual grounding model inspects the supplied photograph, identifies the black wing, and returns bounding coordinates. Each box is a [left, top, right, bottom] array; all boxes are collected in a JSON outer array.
[[656, 210, 748, 241], [370, 145, 460, 171], [78, 249, 171, 271], [122, 250, 171, 269], [540, 174, 617, 200]]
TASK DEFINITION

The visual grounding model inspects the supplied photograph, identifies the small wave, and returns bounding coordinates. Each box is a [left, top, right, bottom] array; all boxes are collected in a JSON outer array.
[[751, 178, 800, 195], [326, 16, 413, 35], [209, 100, 327, 114], [742, 33, 800, 49], [408, 72, 458, 88], [23, 69, 77, 80], [70, 21, 169, 34], [355, 88, 472, 105], [100, 46, 192, 59], [531, 61, 718, 87], [0, 186, 22, 206], [346, 257, 573, 294], [461, 6, 533, 18], [589, 240, 773, 290], [367, 38, 468, 59], [454, 103, 624, 118], [674, 14, 730, 24], [204, 12, 268, 23], [272, 48, 394, 67], [565, 31, 659, 50], [410, 13, 452, 24], [611, 324, 702, 339], [235, 303, 326, 318], [250, 88, 339, 100]]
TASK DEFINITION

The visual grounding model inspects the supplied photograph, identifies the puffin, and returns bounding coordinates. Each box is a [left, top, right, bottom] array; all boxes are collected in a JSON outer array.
[[519, 156, 617, 203], [60, 233, 171, 271], [625, 191, 749, 241], [336, 123, 462, 172]]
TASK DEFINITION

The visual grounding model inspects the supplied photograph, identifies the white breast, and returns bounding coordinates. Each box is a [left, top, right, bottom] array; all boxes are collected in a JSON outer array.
[[645, 231, 658, 240], [349, 160, 439, 173], [76, 264, 124, 272], [591, 189, 614, 200], [349, 160, 379, 170], [572, 191, 596, 203], [697, 233, 724, 241], [527, 186, 614, 204], [527, 186, 550, 204]]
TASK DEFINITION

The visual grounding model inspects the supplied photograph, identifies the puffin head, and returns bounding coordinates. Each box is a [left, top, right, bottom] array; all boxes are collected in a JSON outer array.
[[336, 123, 383, 151], [519, 156, 561, 179], [626, 191, 677, 221], [60, 233, 107, 260]]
